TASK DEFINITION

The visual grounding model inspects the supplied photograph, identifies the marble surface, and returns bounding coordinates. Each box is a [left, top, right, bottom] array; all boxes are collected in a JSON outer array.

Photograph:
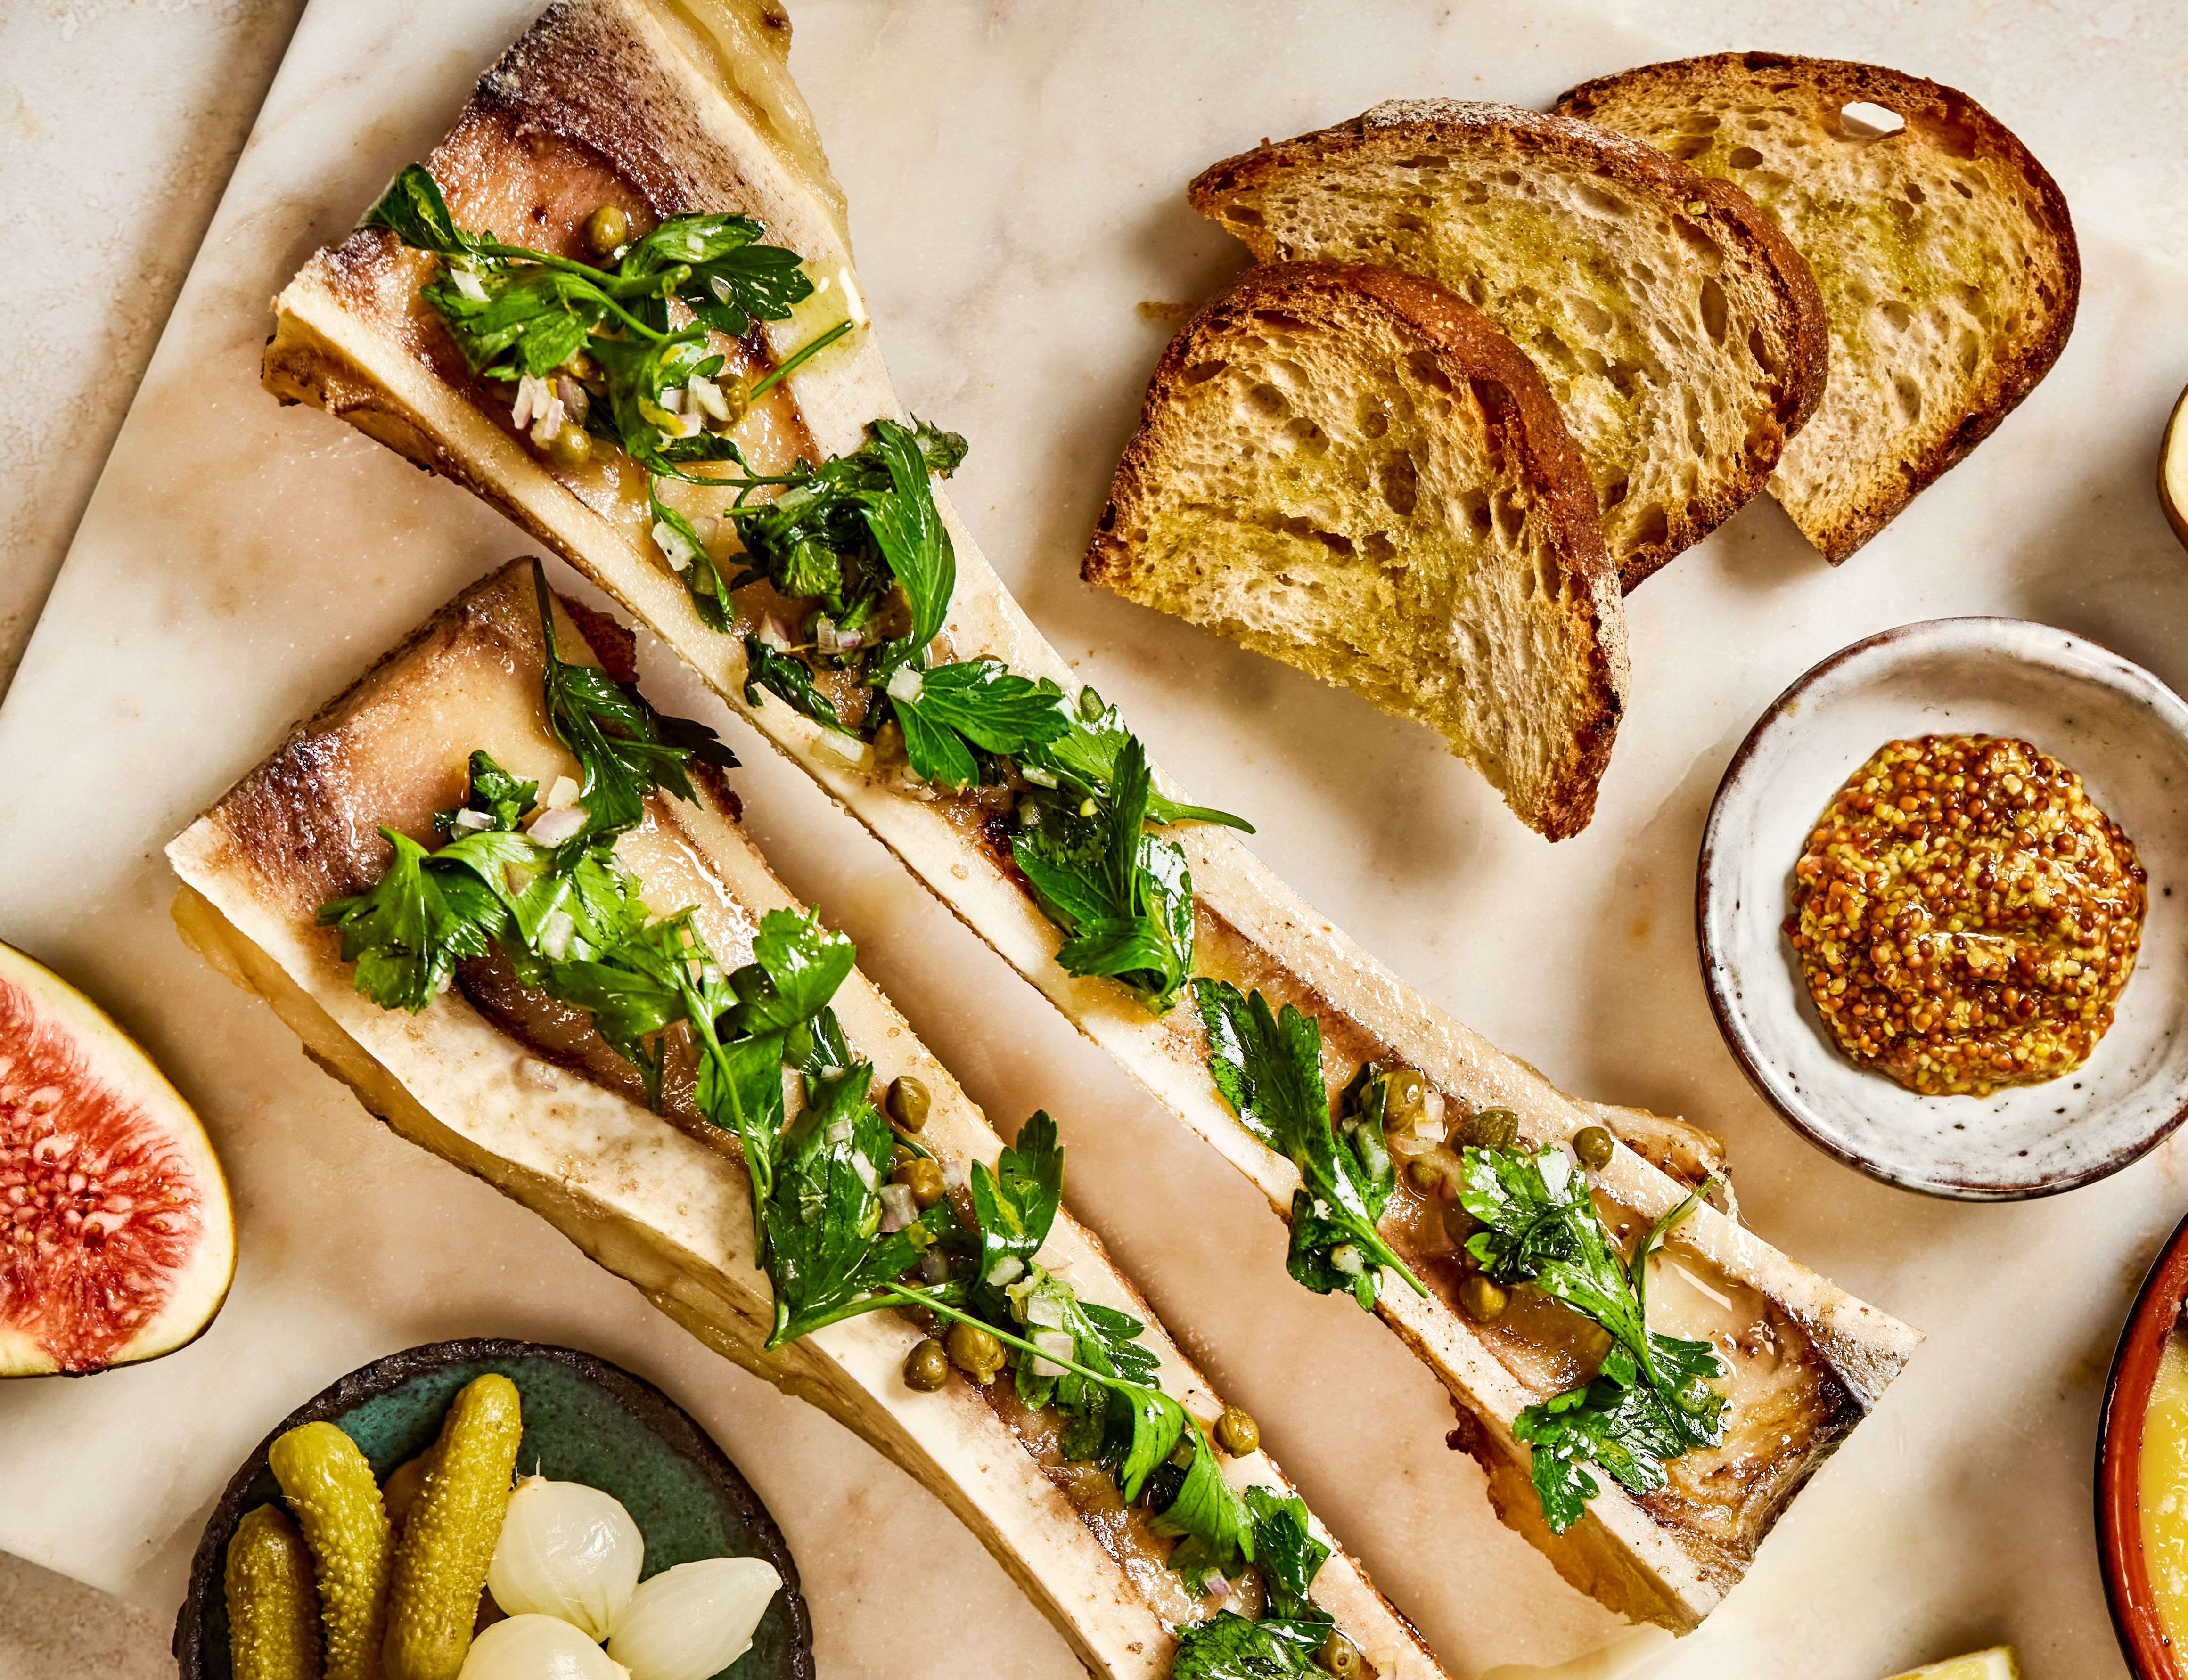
[[2, 0, 307, 698], [5, 3, 2188, 1680]]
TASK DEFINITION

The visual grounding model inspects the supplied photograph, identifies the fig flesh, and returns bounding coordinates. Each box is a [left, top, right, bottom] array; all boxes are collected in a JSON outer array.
[[0, 939, 235, 1375]]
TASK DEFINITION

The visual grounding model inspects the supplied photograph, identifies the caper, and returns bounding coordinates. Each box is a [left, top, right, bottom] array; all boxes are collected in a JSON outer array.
[[893, 1157, 945, 1209], [1442, 1201, 1481, 1251], [545, 425, 592, 471], [945, 1320, 1003, 1384], [1573, 1125, 1615, 1170], [1459, 1107, 1519, 1150], [584, 204, 630, 257], [1459, 1273, 1508, 1323], [564, 349, 597, 382], [1406, 1157, 1447, 1195], [1383, 1066, 1427, 1127], [891, 1141, 916, 1169], [902, 1338, 950, 1392], [1214, 1406, 1260, 1457], [1316, 1630, 1362, 1680], [887, 1075, 931, 1132]]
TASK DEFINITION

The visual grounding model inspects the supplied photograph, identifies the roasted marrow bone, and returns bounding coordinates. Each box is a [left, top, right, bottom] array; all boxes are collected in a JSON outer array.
[[262, 0, 1920, 1631], [166, 563, 1442, 1680]]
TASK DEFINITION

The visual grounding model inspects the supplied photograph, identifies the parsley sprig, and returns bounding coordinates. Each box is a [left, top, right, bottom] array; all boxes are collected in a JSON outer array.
[[317, 564, 735, 1012], [1169, 1489, 1336, 1680], [1192, 980, 1425, 1311], [1458, 1146, 1728, 1533], [925, 1114, 1254, 1589], [361, 163, 852, 616], [729, 416, 967, 660], [731, 445, 1251, 1016]]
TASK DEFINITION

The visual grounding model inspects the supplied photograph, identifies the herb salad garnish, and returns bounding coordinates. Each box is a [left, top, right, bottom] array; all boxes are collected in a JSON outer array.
[[317, 564, 738, 1016], [364, 163, 1249, 1015], [1193, 981, 1426, 1313], [318, 568, 1312, 1623], [1459, 1147, 1728, 1533], [361, 163, 855, 626], [1189, 968, 1727, 1531]]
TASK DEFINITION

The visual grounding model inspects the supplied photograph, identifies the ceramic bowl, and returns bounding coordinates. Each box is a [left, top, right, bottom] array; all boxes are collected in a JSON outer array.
[[173, 1338, 814, 1680], [2099, 1206, 2188, 1678], [1696, 617, 2188, 1200]]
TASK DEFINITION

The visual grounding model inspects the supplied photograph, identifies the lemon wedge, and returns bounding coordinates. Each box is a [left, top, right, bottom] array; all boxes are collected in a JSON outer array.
[[1880, 1648, 2023, 1680], [2163, 382, 2188, 551]]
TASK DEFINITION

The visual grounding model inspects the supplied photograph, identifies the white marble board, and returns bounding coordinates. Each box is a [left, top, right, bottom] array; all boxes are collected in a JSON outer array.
[[3, 3, 2187, 1678]]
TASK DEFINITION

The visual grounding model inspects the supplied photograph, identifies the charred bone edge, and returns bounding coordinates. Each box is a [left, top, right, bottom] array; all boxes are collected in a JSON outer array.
[[164, 567, 1439, 1680], [260, 0, 1923, 1632]]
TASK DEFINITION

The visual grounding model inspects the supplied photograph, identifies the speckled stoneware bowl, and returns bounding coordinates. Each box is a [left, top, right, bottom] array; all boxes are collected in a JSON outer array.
[[1697, 617, 2188, 1200], [173, 1339, 813, 1680]]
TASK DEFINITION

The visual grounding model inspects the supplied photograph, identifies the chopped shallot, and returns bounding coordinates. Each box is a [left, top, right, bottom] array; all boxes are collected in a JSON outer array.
[[1030, 1330, 1075, 1379], [811, 731, 873, 772], [652, 520, 699, 573], [451, 807, 495, 832], [986, 1256, 1025, 1289], [878, 1183, 918, 1232], [688, 375, 734, 425], [511, 374, 559, 434], [528, 805, 589, 848], [538, 912, 577, 962], [544, 776, 582, 809], [813, 618, 864, 655]]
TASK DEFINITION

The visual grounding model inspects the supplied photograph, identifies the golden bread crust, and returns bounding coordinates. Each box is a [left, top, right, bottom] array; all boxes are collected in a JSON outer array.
[[1557, 53, 2079, 561], [1187, 100, 1830, 591], [1085, 259, 1626, 839]]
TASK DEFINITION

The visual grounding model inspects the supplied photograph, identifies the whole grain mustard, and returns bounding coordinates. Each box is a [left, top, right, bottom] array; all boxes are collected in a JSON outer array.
[[1785, 734, 2145, 1097]]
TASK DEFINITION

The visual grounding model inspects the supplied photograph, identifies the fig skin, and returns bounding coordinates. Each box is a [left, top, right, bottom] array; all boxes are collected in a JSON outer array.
[[0, 938, 236, 1378]]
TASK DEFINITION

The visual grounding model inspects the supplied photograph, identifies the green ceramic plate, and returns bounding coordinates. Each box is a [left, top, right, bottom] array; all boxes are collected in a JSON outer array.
[[174, 1339, 812, 1680]]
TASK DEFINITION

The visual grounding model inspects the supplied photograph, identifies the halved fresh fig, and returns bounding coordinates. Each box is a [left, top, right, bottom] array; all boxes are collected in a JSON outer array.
[[0, 940, 234, 1376]]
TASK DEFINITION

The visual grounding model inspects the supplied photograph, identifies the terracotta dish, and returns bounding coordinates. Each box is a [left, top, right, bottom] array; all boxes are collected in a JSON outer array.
[[1697, 617, 2188, 1199], [2100, 1207, 2188, 1678]]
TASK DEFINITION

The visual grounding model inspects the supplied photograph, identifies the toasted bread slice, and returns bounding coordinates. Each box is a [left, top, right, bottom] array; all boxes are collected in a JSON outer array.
[[1084, 261, 1627, 840], [166, 563, 1440, 1680], [1187, 101, 1830, 591], [1557, 55, 2078, 562], [263, 0, 1920, 1630]]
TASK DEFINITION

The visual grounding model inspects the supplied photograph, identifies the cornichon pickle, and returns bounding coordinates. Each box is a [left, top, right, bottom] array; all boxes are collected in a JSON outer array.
[[380, 1450, 434, 1537], [268, 1421, 393, 1680], [226, 1503, 323, 1680], [382, 1373, 524, 1680]]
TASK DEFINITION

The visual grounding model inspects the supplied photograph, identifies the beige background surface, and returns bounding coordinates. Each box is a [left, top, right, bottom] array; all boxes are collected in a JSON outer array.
[[4, 2, 2188, 1678]]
